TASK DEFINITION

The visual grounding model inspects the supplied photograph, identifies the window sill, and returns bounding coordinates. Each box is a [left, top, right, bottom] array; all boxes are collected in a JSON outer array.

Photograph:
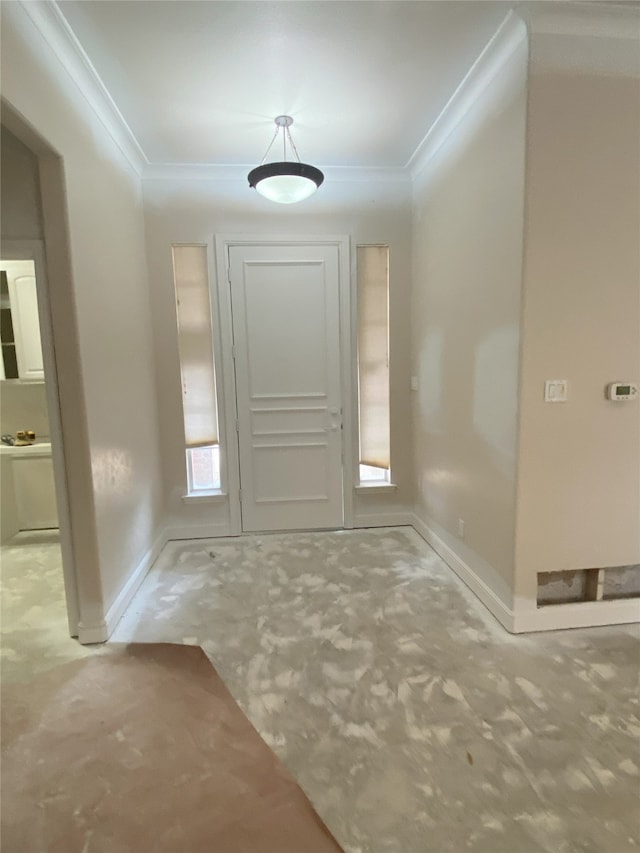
[[354, 482, 398, 494], [181, 490, 227, 505]]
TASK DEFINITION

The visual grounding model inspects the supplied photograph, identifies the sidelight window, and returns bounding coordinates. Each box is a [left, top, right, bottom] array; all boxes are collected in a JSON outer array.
[[356, 245, 390, 484], [172, 245, 220, 493]]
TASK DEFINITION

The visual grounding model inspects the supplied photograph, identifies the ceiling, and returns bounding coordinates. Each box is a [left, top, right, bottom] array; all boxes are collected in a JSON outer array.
[[56, 1, 511, 170]]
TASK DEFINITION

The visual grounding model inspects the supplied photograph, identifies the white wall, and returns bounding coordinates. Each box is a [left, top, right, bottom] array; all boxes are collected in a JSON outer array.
[[411, 22, 528, 611], [142, 176, 413, 534], [1, 3, 163, 639], [514, 51, 640, 605], [410, 11, 639, 632]]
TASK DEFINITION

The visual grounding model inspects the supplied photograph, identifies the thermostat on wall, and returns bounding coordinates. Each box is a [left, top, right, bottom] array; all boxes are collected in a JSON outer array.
[[607, 382, 638, 401]]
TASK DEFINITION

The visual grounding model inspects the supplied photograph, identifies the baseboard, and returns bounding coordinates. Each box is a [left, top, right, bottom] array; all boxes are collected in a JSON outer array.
[[409, 513, 639, 633], [77, 526, 167, 645], [76, 620, 110, 645], [512, 597, 640, 633], [164, 522, 234, 541], [410, 513, 515, 632], [353, 512, 414, 529]]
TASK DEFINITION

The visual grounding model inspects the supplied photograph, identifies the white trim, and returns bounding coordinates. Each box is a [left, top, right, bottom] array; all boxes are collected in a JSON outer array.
[[512, 597, 640, 634], [75, 622, 110, 645], [165, 522, 233, 541], [348, 240, 360, 527], [355, 483, 398, 495], [20, 0, 637, 186], [409, 514, 639, 634], [0, 442, 54, 459], [338, 237, 355, 529], [410, 513, 515, 632], [181, 491, 227, 505], [72, 512, 638, 644], [407, 10, 527, 181], [16, 1, 147, 175], [77, 526, 167, 644], [215, 234, 353, 248], [354, 512, 413, 529], [205, 238, 239, 533], [214, 236, 246, 536]]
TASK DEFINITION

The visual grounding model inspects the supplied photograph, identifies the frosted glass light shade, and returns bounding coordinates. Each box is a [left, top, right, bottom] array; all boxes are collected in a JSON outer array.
[[248, 162, 324, 204], [255, 174, 317, 204]]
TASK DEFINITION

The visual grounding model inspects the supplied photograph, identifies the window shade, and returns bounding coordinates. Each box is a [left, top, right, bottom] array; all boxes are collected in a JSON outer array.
[[172, 245, 218, 448], [357, 245, 390, 470]]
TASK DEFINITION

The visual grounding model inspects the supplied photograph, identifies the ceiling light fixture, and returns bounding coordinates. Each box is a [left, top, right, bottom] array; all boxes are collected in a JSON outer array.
[[248, 115, 324, 204]]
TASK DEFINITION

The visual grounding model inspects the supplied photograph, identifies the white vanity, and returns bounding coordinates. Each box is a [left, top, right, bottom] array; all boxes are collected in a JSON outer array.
[[0, 441, 58, 541]]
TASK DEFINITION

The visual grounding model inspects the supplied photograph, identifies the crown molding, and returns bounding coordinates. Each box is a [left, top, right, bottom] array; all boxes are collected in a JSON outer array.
[[15, 0, 637, 189], [142, 162, 410, 185], [407, 0, 639, 184], [6, 0, 520, 187], [16, 0, 148, 175], [407, 10, 528, 182], [6, 0, 410, 188]]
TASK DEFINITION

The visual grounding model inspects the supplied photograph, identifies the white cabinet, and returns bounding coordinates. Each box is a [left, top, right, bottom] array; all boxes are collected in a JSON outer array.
[[13, 454, 58, 529], [0, 444, 58, 541], [9, 273, 44, 379], [0, 260, 44, 381]]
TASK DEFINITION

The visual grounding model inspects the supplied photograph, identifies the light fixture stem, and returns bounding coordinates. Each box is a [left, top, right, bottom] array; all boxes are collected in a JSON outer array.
[[285, 125, 301, 163], [259, 126, 280, 166], [258, 116, 302, 166]]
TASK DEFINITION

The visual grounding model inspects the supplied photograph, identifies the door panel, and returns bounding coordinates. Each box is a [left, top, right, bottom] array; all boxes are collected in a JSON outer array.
[[229, 244, 343, 532]]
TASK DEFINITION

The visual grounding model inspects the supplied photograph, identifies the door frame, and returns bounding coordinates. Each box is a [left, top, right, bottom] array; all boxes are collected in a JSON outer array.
[[0, 239, 80, 635], [214, 234, 355, 534]]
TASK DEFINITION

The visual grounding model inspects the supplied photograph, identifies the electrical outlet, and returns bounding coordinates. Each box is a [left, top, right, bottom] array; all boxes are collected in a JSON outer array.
[[458, 518, 465, 539], [544, 379, 568, 402]]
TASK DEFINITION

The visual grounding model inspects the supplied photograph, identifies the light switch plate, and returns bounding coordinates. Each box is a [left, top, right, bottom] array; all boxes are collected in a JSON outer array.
[[410, 376, 419, 391], [545, 379, 568, 402]]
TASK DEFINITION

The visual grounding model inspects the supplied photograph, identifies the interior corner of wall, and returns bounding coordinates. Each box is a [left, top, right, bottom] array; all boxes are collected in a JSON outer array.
[[94, 523, 167, 642], [410, 510, 515, 631]]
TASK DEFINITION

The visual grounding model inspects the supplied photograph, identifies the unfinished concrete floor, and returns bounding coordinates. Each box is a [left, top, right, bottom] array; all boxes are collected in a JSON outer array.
[[2, 527, 639, 852]]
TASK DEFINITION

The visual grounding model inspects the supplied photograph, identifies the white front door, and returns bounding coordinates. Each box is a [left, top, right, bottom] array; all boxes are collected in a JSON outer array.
[[228, 243, 344, 532]]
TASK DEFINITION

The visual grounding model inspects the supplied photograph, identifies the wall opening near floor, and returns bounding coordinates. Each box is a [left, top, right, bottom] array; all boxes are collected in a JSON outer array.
[[537, 565, 640, 606]]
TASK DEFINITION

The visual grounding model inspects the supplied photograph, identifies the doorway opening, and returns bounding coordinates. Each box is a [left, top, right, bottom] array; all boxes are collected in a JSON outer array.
[[0, 259, 58, 542], [1, 113, 81, 665], [0, 243, 77, 677]]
